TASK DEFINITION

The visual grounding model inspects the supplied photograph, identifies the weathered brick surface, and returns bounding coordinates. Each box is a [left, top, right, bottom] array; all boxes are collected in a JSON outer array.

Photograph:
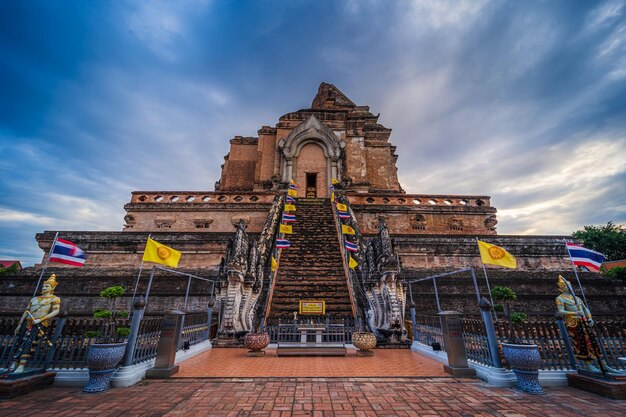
[[0, 377, 624, 416], [295, 144, 328, 198]]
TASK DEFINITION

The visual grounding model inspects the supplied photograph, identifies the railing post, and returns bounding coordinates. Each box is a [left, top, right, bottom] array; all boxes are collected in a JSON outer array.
[[555, 312, 577, 369], [207, 299, 214, 340], [123, 297, 146, 366], [44, 310, 67, 369], [409, 299, 417, 342], [479, 297, 503, 368]]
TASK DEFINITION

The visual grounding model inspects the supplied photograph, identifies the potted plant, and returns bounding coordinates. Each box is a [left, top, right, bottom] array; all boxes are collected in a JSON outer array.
[[491, 286, 543, 394], [83, 285, 130, 393]]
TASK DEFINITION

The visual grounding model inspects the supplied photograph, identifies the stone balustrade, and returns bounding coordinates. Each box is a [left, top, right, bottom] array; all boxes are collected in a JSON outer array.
[[346, 194, 491, 208], [129, 192, 276, 205]]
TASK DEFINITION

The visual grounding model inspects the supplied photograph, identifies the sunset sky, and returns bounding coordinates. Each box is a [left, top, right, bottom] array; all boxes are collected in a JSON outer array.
[[1, 0, 625, 265]]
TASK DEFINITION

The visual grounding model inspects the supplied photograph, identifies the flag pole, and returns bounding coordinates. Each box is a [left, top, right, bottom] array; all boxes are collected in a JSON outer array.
[[476, 238, 497, 320], [130, 234, 151, 314], [563, 239, 589, 306], [33, 231, 59, 296]]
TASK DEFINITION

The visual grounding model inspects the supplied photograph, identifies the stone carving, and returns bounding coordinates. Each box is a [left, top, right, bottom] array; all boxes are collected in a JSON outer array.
[[8, 274, 61, 373], [484, 215, 498, 231], [556, 275, 624, 374], [216, 196, 283, 338], [360, 218, 407, 343]]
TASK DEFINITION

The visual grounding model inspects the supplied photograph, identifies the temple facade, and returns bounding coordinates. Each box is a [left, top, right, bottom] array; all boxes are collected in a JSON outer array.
[[18, 82, 624, 324], [123, 83, 498, 239]]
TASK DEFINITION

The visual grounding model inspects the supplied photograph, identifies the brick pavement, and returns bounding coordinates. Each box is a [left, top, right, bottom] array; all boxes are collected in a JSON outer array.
[[1, 377, 625, 417], [177, 348, 448, 378]]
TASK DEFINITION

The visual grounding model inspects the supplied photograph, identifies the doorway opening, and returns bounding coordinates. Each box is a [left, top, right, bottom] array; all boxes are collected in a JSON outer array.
[[306, 173, 317, 198]]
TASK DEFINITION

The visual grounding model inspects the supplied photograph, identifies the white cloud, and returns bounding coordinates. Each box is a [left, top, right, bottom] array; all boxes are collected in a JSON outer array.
[[584, 0, 624, 33], [0, 208, 56, 225]]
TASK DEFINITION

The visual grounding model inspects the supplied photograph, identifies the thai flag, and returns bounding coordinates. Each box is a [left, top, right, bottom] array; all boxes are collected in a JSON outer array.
[[276, 239, 291, 249], [289, 181, 298, 190], [283, 213, 296, 222], [345, 240, 359, 252], [49, 238, 86, 266], [566, 242, 605, 272], [286, 196, 296, 204], [338, 210, 350, 219]]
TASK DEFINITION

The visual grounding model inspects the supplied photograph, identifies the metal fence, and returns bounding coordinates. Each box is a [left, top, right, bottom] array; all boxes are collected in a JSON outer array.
[[130, 316, 163, 365], [179, 312, 210, 349], [1, 310, 213, 371], [494, 320, 573, 370], [0, 317, 128, 370], [412, 314, 626, 371], [266, 316, 355, 344], [461, 317, 494, 367], [413, 314, 445, 351]]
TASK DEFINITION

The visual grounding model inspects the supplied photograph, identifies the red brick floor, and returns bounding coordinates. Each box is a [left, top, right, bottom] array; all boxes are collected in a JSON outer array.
[[1, 377, 625, 417], [177, 348, 448, 378]]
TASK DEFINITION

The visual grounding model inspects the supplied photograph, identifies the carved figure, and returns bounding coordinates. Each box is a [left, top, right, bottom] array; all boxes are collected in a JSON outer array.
[[361, 218, 407, 343], [216, 195, 283, 338], [9, 274, 61, 373], [556, 275, 623, 374]]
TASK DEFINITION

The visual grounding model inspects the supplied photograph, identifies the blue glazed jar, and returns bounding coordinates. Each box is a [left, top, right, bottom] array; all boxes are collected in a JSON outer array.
[[83, 342, 127, 393], [502, 342, 544, 394]]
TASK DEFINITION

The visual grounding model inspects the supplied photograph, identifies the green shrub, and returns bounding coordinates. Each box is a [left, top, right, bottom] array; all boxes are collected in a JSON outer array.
[[116, 311, 129, 318], [100, 286, 125, 299], [94, 309, 112, 318], [116, 327, 131, 337], [603, 266, 626, 282], [493, 303, 504, 312], [509, 312, 527, 324], [84, 330, 101, 338], [491, 286, 517, 301]]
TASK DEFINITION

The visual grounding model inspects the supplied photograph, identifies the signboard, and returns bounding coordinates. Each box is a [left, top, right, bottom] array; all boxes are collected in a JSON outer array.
[[299, 300, 325, 315]]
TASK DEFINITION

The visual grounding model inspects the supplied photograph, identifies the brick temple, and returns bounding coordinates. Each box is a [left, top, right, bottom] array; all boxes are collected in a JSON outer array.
[[11, 82, 622, 321]]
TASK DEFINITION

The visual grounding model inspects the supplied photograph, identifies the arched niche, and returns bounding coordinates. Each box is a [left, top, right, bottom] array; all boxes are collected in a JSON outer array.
[[278, 116, 345, 196]]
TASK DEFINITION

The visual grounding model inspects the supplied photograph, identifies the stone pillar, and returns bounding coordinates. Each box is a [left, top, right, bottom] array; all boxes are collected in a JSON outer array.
[[146, 309, 185, 378], [207, 299, 214, 341], [122, 297, 146, 367], [479, 297, 503, 368], [439, 311, 476, 377]]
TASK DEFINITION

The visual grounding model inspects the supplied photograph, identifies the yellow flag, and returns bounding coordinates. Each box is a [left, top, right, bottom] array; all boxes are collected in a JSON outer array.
[[342, 224, 355, 235], [271, 256, 277, 272], [284, 204, 296, 212], [349, 256, 358, 269], [330, 191, 335, 202], [287, 189, 298, 197], [280, 224, 292, 234], [332, 178, 340, 185], [290, 179, 296, 185], [142, 238, 181, 268], [477, 240, 517, 269], [336, 203, 347, 212]]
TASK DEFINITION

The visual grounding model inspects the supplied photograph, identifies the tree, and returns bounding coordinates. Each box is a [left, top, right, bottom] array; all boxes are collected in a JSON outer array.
[[572, 221, 626, 261]]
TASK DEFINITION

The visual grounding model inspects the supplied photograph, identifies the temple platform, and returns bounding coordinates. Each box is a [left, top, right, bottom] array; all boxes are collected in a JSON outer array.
[[175, 348, 448, 378], [567, 372, 626, 400]]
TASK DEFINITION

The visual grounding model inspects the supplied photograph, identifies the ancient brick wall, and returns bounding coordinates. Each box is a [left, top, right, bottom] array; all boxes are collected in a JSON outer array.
[[123, 192, 275, 233], [406, 269, 626, 318], [2, 268, 623, 319], [218, 137, 258, 191]]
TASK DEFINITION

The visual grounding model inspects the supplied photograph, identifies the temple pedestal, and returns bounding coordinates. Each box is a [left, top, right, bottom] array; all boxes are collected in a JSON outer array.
[[567, 372, 626, 400], [0, 370, 56, 399]]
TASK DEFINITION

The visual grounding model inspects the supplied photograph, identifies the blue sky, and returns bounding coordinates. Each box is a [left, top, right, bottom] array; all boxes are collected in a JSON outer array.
[[1, 0, 625, 266]]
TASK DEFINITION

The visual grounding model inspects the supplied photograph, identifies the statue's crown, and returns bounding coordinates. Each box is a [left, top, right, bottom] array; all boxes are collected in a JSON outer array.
[[557, 275, 570, 290], [44, 274, 58, 290]]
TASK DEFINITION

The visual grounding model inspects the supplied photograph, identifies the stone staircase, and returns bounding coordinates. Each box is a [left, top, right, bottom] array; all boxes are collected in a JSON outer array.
[[268, 198, 354, 320]]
